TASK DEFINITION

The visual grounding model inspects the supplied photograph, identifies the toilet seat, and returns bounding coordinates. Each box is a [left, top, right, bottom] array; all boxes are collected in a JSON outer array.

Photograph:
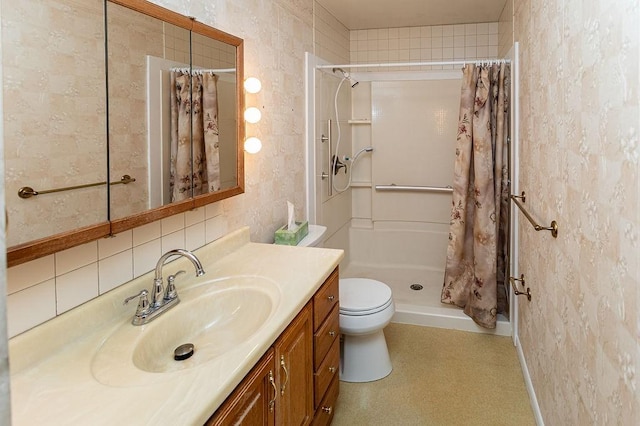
[[340, 278, 393, 316]]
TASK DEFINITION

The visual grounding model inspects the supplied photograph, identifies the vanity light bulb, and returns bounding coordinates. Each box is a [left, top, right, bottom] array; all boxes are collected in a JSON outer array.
[[244, 107, 262, 123], [244, 77, 262, 94], [244, 137, 262, 154]]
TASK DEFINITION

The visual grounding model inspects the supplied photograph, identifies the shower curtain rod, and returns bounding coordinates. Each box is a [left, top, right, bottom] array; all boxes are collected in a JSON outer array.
[[317, 58, 510, 70]]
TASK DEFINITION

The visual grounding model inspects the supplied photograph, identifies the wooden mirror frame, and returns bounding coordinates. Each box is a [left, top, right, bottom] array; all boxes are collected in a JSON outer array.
[[7, 0, 244, 267]]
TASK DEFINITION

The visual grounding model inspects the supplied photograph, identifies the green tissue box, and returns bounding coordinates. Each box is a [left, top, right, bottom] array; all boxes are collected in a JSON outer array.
[[274, 221, 309, 246]]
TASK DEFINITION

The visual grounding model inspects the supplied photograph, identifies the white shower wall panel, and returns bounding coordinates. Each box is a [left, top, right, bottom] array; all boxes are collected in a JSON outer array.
[[349, 222, 448, 271], [313, 69, 353, 259], [370, 79, 460, 223]]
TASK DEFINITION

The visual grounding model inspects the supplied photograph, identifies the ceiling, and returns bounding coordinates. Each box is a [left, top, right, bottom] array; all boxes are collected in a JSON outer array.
[[316, 0, 508, 30]]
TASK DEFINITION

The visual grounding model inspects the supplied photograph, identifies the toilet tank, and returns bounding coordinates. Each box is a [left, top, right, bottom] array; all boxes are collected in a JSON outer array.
[[296, 225, 327, 247]]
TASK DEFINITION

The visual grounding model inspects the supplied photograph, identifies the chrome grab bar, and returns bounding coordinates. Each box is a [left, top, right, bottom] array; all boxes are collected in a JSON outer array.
[[18, 175, 136, 199], [375, 184, 453, 193], [510, 192, 558, 238]]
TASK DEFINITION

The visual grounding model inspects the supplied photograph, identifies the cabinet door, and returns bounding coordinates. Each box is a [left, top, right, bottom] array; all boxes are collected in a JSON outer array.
[[275, 303, 314, 426], [207, 348, 276, 426]]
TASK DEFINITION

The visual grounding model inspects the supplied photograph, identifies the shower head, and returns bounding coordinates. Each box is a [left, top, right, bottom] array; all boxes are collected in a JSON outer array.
[[351, 146, 374, 160], [333, 67, 359, 88]]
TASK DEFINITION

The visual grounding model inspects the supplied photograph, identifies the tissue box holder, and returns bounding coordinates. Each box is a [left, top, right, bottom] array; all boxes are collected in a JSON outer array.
[[274, 221, 309, 246]]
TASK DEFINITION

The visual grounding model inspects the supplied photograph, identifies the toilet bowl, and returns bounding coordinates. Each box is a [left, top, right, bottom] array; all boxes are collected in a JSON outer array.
[[339, 278, 394, 382], [295, 225, 395, 382]]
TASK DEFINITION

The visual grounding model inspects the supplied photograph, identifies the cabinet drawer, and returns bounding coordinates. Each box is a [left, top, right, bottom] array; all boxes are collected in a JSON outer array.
[[314, 304, 339, 371], [313, 268, 339, 331], [312, 375, 339, 426], [313, 337, 340, 408]]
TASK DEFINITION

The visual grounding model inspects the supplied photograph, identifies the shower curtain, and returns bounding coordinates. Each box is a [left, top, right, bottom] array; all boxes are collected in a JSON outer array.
[[170, 71, 221, 202], [441, 63, 510, 329]]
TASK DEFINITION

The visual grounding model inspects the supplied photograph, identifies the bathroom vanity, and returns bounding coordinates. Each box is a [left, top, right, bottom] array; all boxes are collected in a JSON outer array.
[[9, 227, 343, 425], [208, 267, 340, 425]]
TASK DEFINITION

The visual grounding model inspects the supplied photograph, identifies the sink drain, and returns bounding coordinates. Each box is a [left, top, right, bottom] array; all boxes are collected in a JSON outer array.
[[410, 284, 424, 291], [174, 343, 195, 361]]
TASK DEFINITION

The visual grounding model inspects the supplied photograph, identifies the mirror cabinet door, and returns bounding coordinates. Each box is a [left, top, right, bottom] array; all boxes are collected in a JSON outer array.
[[2, 0, 109, 249], [106, 1, 193, 220]]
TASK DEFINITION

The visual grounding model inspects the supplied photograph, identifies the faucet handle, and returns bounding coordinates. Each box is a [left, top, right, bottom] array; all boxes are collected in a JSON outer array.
[[123, 289, 151, 317], [165, 270, 186, 300]]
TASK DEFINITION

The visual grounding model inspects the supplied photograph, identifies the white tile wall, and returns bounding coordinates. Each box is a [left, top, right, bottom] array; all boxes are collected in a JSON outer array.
[[56, 264, 99, 314], [56, 242, 98, 276], [7, 280, 56, 337], [98, 250, 134, 294], [350, 22, 500, 71], [7, 256, 54, 294], [6, 207, 224, 337]]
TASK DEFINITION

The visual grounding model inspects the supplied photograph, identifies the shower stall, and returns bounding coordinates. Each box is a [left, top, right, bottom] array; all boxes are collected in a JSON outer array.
[[305, 53, 516, 336]]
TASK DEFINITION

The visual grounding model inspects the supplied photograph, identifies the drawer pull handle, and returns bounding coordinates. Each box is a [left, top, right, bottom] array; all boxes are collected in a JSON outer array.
[[280, 355, 289, 396], [328, 366, 336, 374], [268, 370, 277, 412], [327, 295, 335, 301], [328, 331, 336, 337], [322, 406, 333, 414]]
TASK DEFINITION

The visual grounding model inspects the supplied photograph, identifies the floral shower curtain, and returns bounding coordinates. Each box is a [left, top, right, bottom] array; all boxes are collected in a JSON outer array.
[[170, 71, 221, 202], [441, 63, 510, 329]]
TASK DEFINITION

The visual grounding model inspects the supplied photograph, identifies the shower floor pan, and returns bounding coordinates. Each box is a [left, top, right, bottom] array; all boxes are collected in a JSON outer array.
[[342, 262, 511, 336]]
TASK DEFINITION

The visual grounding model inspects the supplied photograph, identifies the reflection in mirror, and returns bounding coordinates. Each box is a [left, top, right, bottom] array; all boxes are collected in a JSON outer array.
[[106, 1, 193, 218], [107, 2, 239, 219], [2, 0, 108, 247], [190, 32, 238, 195]]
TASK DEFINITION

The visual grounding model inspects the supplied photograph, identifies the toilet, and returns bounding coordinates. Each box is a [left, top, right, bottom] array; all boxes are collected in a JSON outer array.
[[297, 225, 395, 383]]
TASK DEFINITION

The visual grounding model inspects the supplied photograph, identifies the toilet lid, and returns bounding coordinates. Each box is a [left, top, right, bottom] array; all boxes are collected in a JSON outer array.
[[339, 278, 392, 314]]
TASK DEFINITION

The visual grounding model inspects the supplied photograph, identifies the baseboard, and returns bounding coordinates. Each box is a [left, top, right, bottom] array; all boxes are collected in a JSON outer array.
[[515, 335, 544, 425]]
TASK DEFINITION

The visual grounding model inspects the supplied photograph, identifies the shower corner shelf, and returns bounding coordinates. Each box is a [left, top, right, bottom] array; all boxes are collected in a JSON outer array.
[[348, 119, 371, 124]]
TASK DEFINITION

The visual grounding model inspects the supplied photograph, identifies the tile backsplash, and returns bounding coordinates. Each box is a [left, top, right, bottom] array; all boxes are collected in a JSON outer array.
[[6, 204, 226, 337]]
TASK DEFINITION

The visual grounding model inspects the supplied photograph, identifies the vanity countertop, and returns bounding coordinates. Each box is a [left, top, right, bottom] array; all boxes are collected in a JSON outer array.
[[9, 227, 344, 425]]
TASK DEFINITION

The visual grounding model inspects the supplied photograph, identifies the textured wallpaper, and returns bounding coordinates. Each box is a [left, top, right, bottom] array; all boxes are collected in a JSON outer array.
[[514, 0, 639, 423]]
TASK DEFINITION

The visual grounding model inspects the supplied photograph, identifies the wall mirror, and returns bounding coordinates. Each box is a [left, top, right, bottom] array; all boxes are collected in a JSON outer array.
[[3, 0, 245, 266]]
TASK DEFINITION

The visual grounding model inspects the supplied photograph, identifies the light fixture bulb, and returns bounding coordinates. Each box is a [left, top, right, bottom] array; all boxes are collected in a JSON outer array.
[[244, 77, 262, 94], [244, 137, 262, 154], [244, 107, 262, 123]]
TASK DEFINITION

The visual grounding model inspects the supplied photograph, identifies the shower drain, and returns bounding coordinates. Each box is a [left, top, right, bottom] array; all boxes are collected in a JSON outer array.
[[410, 284, 424, 291]]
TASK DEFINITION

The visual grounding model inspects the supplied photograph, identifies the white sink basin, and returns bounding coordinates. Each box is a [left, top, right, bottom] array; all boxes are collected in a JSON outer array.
[[91, 275, 281, 386]]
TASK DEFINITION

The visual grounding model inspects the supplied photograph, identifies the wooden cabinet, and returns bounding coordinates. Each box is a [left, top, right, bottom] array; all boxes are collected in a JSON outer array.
[[207, 267, 339, 426], [206, 349, 277, 426], [312, 268, 340, 424], [275, 303, 313, 425]]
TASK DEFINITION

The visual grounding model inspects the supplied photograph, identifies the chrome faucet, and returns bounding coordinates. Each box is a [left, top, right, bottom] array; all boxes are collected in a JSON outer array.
[[124, 249, 206, 325]]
